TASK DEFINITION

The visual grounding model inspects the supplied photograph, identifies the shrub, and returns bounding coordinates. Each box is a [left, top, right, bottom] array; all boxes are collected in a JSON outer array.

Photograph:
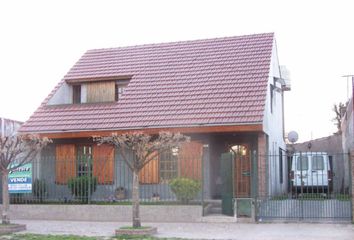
[[33, 179, 47, 203], [169, 178, 201, 204], [10, 193, 25, 204], [68, 176, 97, 203]]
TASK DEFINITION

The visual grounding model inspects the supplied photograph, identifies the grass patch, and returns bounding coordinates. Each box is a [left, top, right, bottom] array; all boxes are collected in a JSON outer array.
[[119, 226, 151, 230], [296, 193, 327, 200], [3, 234, 102, 240], [115, 236, 184, 240], [0, 234, 187, 240], [10, 201, 201, 206], [0, 224, 18, 227], [115, 234, 150, 239], [270, 195, 288, 200], [335, 194, 351, 201]]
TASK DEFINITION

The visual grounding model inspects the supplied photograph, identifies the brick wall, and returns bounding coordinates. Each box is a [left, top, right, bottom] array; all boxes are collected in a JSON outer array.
[[258, 133, 267, 196]]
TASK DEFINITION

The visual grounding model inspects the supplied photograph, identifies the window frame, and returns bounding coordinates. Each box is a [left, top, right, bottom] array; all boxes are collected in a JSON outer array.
[[72, 85, 82, 104], [296, 156, 309, 171], [159, 148, 179, 182], [312, 155, 325, 170], [115, 81, 129, 101]]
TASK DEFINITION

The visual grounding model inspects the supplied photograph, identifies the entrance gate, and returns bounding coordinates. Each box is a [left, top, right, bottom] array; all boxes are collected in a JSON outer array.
[[220, 145, 253, 217], [220, 152, 233, 216]]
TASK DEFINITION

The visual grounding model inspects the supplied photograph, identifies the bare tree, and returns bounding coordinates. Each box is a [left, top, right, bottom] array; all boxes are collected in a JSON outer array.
[[0, 134, 51, 224], [94, 131, 189, 228], [332, 102, 345, 134]]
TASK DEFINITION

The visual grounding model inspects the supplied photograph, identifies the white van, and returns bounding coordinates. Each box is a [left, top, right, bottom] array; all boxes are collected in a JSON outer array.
[[290, 152, 332, 193]]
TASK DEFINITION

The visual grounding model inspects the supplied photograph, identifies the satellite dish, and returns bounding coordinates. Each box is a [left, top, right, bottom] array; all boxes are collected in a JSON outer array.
[[288, 131, 299, 143]]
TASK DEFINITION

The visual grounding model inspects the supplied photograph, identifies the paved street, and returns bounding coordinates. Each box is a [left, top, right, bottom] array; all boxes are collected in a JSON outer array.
[[12, 219, 354, 240]]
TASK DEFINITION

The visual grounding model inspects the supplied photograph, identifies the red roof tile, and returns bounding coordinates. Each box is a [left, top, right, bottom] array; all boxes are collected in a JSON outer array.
[[21, 33, 274, 133]]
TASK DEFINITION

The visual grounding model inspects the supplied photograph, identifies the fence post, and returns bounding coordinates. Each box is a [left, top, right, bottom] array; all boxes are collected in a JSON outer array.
[[349, 151, 354, 222], [88, 155, 91, 205], [252, 150, 258, 221], [299, 151, 304, 220]]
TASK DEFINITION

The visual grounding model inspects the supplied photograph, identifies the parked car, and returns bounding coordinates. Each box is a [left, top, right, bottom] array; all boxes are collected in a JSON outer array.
[[290, 152, 333, 193]]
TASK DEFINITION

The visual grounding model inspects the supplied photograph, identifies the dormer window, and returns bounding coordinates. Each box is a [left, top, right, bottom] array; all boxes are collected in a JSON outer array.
[[73, 85, 81, 104], [67, 79, 129, 105], [115, 81, 129, 101]]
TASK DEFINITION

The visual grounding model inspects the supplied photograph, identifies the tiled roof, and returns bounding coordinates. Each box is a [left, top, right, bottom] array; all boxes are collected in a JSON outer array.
[[20, 33, 274, 133]]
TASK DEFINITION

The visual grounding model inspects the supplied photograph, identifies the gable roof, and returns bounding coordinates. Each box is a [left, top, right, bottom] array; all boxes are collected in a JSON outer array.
[[20, 33, 275, 134]]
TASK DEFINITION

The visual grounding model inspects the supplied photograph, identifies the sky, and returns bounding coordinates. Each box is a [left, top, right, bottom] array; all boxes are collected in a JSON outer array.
[[0, 0, 353, 142]]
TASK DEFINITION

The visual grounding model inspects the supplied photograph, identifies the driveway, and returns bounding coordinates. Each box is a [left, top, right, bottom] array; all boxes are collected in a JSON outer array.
[[12, 220, 354, 240]]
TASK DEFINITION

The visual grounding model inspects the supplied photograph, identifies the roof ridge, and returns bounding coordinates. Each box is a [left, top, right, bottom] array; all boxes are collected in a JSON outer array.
[[86, 32, 274, 53]]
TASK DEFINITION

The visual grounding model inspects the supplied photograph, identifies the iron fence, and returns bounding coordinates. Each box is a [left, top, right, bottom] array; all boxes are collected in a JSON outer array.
[[256, 152, 352, 221], [4, 145, 205, 205]]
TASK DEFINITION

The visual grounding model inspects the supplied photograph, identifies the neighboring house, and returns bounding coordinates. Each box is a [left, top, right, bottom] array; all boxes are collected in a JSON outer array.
[[20, 33, 290, 213], [341, 77, 354, 194], [288, 134, 346, 192], [0, 117, 23, 137], [0, 117, 23, 196]]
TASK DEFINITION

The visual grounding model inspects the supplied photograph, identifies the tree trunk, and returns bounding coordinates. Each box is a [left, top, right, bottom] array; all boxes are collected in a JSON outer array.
[[2, 172, 10, 224], [132, 170, 141, 228]]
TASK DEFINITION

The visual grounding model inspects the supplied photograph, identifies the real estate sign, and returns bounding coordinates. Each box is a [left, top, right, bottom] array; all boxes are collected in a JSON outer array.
[[8, 163, 32, 193]]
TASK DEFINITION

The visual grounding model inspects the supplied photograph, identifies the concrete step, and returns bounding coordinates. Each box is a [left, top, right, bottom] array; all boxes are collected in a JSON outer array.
[[205, 200, 222, 207], [208, 207, 222, 214], [200, 214, 255, 223], [200, 214, 237, 223]]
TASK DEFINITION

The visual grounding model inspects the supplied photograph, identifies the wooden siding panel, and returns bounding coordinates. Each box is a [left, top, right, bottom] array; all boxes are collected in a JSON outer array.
[[87, 81, 115, 103], [55, 144, 76, 184], [93, 144, 114, 184], [139, 152, 159, 184], [178, 141, 203, 180]]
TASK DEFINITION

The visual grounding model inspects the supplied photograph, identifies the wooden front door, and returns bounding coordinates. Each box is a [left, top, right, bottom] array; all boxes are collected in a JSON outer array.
[[232, 145, 251, 197]]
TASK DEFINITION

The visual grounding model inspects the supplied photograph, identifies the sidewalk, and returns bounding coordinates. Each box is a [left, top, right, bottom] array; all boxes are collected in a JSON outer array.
[[12, 220, 354, 240]]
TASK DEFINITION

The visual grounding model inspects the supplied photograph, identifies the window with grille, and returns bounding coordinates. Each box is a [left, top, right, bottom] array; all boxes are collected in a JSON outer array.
[[77, 145, 92, 176], [159, 148, 178, 182]]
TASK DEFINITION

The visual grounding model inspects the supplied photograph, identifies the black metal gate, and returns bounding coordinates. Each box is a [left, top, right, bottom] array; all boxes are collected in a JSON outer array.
[[220, 152, 234, 216], [256, 152, 352, 222]]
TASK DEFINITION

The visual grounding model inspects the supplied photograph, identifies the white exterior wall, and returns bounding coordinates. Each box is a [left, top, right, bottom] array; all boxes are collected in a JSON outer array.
[[262, 39, 287, 195], [342, 99, 354, 152], [47, 82, 87, 105], [47, 82, 72, 105]]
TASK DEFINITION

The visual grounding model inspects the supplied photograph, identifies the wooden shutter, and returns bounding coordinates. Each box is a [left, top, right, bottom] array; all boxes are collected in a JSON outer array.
[[93, 144, 115, 184], [56, 144, 76, 184], [87, 81, 115, 103], [139, 152, 159, 184], [178, 141, 203, 180]]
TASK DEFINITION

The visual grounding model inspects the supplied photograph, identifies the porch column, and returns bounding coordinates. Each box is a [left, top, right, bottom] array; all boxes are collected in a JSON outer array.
[[257, 133, 267, 197]]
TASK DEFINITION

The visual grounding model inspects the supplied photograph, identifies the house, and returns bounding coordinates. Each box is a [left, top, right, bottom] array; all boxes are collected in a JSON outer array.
[[0, 117, 23, 137], [341, 77, 354, 197], [0, 117, 23, 197], [20, 33, 290, 216]]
